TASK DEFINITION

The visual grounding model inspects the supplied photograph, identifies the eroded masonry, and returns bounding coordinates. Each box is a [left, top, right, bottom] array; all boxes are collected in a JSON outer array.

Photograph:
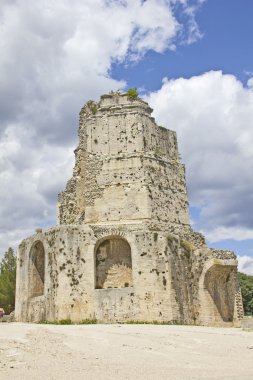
[[15, 92, 244, 325]]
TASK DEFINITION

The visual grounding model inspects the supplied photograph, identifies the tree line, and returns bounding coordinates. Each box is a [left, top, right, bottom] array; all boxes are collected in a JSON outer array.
[[0, 247, 253, 316], [238, 272, 253, 315], [0, 247, 16, 314]]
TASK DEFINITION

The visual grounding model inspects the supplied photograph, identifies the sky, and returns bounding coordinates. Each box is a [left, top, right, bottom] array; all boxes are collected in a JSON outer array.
[[0, 0, 253, 275]]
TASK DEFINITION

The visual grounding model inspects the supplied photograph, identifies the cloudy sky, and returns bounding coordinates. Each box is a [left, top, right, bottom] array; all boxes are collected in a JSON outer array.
[[0, 0, 253, 274]]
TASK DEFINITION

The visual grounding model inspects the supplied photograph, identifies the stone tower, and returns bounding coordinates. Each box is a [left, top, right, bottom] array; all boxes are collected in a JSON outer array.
[[15, 92, 244, 325]]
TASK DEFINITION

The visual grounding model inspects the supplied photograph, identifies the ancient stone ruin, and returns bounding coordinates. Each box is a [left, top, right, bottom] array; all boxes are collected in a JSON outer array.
[[15, 92, 244, 325]]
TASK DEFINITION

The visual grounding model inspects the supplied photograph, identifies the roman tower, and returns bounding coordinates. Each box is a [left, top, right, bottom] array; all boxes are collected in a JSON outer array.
[[15, 92, 244, 325]]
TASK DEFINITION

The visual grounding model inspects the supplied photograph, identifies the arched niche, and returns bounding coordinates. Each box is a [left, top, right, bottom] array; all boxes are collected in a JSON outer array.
[[29, 241, 45, 298], [95, 237, 132, 289], [204, 264, 236, 322]]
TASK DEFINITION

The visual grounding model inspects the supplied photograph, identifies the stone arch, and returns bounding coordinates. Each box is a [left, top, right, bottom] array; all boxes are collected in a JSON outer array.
[[29, 241, 45, 298], [204, 264, 236, 322], [95, 236, 133, 289]]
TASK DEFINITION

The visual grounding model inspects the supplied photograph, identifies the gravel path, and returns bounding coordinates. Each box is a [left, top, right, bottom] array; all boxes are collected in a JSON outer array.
[[0, 323, 253, 380]]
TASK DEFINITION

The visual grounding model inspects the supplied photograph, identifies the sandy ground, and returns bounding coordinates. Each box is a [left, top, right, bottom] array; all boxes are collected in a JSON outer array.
[[0, 323, 253, 380]]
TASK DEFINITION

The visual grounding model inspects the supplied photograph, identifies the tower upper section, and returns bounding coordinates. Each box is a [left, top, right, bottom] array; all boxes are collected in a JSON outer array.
[[78, 93, 179, 159], [58, 92, 190, 227]]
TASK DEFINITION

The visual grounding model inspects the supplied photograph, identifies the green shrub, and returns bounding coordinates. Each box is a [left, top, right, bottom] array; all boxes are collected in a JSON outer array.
[[58, 319, 72, 325], [238, 272, 253, 315], [86, 100, 97, 114], [39, 318, 97, 325], [167, 234, 177, 244], [179, 240, 196, 261], [79, 319, 97, 324], [91, 105, 97, 114], [127, 88, 138, 100], [180, 240, 195, 254]]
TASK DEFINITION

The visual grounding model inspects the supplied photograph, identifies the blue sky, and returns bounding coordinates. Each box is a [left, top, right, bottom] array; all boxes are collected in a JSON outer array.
[[0, 0, 253, 274], [113, 0, 253, 264], [112, 0, 253, 89]]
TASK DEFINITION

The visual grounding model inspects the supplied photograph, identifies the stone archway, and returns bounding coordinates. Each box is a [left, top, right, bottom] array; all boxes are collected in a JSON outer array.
[[204, 264, 236, 322], [29, 241, 45, 298], [95, 237, 132, 289]]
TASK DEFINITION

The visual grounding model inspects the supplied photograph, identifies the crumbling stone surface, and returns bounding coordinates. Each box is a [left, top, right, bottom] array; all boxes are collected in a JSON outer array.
[[15, 92, 244, 325], [241, 316, 253, 331]]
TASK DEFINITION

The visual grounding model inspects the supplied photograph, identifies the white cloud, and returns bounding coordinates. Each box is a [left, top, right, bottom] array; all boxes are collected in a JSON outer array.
[[146, 71, 253, 240], [247, 77, 253, 88], [203, 227, 253, 243], [177, 0, 204, 44], [238, 255, 253, 276], [0, 0, 203, 256]]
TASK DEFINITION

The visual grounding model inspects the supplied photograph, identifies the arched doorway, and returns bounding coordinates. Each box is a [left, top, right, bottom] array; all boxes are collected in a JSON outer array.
[[29, 241, 45, 297], [95, 237, 132, 289], [204, 264, 235, 322]]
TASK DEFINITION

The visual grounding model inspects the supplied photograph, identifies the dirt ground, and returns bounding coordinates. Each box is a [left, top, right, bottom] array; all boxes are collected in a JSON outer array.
[[0, 323, 253, 380]]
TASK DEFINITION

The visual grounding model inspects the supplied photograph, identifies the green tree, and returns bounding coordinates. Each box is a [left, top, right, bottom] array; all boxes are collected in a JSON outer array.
[[238, 272, 253, 315], [0, 247, 16, 314]]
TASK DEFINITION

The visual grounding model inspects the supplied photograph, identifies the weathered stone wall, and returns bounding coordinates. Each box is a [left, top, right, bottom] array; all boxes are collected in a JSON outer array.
[[15, 224, 242, 325], [58, 93, 189, 227]]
